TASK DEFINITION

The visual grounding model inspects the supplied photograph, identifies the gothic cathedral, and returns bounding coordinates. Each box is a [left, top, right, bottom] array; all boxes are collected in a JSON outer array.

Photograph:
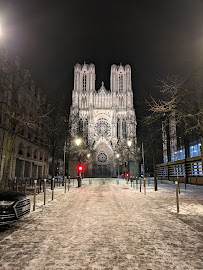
[[69, 62, 137, 177]]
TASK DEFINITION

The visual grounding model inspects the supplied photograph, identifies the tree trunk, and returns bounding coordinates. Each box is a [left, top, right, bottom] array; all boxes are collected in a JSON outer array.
[[152, 151, 158, 191], [134, 158, 138, 178], [67, 153, 70, 177], [1, 131, 15, 189], [51, 155, 56, 178], [51, 153, 56, 190]]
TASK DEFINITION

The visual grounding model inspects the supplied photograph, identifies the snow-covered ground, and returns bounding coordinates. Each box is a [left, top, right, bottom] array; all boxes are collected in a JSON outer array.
[[0, 178, 202, 270]]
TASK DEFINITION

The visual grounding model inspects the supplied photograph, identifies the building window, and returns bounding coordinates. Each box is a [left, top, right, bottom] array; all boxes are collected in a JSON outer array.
[[27, 147, 31, 157], [34, 150, 37, 159], [177, 148, 185, 160], [119, 73, 123, 91], [18, 143, 24, 155], [82, 97, 86, 108], [84, 119, 88, 134], [189, 139, 201, 158], [117, 119, 120, 138], [97, 151, 107, 163], [20, 129, 25, 136], [94, 119, 111, 137], [83, 73, 86, 90], [122, 120, 126, 138], [28, 133, 32, 140], [79, 119, 83, 134]]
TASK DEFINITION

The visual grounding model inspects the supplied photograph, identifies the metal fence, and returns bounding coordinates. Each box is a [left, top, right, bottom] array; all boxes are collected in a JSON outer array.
[[157, 155, 203, 185]]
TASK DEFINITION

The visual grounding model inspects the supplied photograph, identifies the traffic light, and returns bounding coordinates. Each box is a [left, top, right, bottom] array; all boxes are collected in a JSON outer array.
[[126, 173, 129, 178], [78, 165, 84, 172]]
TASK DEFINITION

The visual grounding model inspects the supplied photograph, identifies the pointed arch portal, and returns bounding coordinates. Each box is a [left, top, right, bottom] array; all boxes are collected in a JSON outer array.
[[93, 140, 114, 177]]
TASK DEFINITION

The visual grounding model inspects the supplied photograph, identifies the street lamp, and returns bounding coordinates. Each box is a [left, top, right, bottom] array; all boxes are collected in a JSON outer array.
[[75, 138, 82, 164], [142, 142, 146, 195], [63, 140, 67, 185], [75, 138, 82, 187], [127, 140, 132, 147], [75, 138, 81, 146], [116, 154, 120, 178], [127, 140, 132, 180], [86, 153, 91, 177]]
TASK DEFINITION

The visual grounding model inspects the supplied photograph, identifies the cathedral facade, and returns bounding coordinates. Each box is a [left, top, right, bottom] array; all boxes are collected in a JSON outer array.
[[69, 62, 137, 177]]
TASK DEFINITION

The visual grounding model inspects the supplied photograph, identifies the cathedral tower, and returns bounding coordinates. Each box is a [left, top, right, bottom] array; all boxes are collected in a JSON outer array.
[[70, 62, 137, 177]]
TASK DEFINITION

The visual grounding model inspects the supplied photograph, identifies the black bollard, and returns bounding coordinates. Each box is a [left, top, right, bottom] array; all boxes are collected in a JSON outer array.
[[68, 176, 70, 191], [65, 176, 67, 193], [44, 179, 46, 205], [175, 178, 179, 213], [144, 177, 146, 195], [33, 179, 37, 211], [52, 178, 54, 200]]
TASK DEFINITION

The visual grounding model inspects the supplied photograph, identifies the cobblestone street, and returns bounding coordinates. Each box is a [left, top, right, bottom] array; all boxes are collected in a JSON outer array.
[[0, 179, 203, 270]]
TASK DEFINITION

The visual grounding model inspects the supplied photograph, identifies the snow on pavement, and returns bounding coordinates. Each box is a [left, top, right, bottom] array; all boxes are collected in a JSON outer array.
[[0, 178, 203, 270]]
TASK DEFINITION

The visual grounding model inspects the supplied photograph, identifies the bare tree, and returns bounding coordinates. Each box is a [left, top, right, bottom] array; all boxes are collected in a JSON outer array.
[[0, 56, 48, 188], [141, 120, 163, 191], [43, 100, 69, 179], [145, 72, 203, 163]]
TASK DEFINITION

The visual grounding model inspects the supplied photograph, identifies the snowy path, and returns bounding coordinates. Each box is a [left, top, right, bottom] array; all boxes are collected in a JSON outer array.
[[0, 179, 203, 270]]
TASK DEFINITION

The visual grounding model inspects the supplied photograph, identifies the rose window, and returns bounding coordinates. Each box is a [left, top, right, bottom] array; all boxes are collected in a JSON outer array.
[[94, 119, 111, 137], [97, 151, 107, 163]]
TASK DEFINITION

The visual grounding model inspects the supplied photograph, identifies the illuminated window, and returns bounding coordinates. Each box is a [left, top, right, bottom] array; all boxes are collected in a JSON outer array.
[[189, 139, 201, 157]]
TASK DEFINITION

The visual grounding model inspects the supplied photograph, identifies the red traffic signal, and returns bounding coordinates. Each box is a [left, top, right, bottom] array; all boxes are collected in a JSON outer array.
[[126, 173, 130, 178], [78, 165, 84, 172]]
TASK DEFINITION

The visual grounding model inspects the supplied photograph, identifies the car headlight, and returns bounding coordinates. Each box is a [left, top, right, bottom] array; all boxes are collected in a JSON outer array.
[[0, 201, 15, 206]]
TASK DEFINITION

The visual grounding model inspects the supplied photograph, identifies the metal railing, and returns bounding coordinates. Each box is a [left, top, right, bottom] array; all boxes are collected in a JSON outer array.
[[157, 155, 203, 185]]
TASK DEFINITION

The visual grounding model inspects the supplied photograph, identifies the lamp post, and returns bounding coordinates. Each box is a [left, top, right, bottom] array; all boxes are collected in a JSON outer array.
[[127, 140, 132, 179], [87, 153, 90, 177], [142, 142, 146, 195], [116, 153, 120, 178], [75, 138, 82, 187], [75, 138, 82, 163], [63, 140, 67, 186]]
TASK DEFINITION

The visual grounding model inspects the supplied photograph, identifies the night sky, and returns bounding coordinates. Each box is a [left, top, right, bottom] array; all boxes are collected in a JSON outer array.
[[1, 0, 203, 119]]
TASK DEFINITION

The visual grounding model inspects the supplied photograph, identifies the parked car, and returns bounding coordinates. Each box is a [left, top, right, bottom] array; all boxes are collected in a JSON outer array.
[[0, 190, 30, 225]]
